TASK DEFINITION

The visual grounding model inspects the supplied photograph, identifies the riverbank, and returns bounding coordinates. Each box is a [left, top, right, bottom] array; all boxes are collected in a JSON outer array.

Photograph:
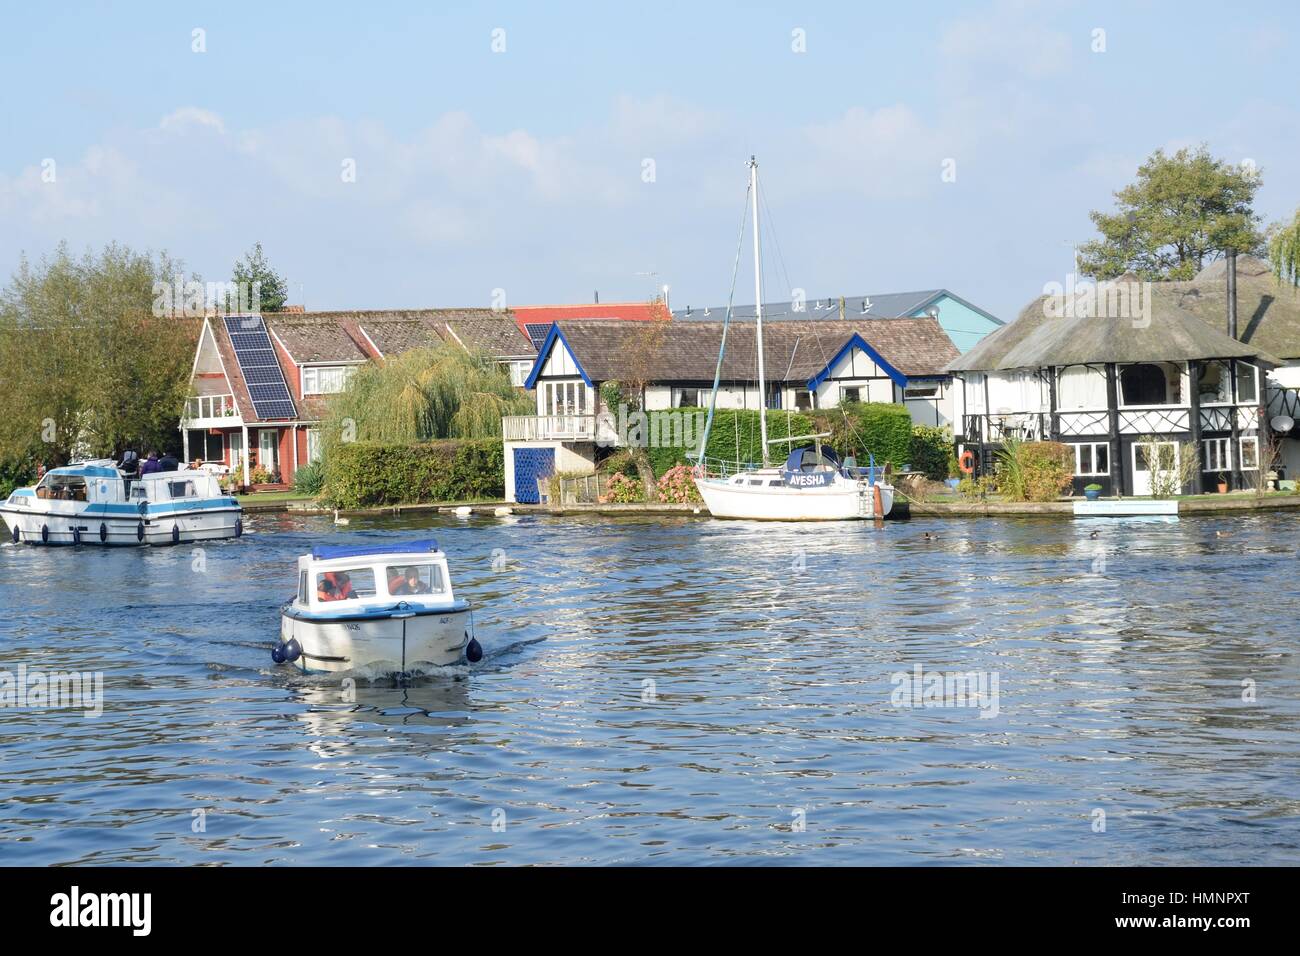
[[237, 491, 1300, 519]]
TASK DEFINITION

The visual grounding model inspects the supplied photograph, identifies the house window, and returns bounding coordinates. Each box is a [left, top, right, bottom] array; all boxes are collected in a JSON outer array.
[[306, 428, 322, 463], [1239, 436, 1259, 470], [1203, 437, 1230, 472], [840, 386, 861, 403], [543, 380, 591, 416], [1120, 363, 1179, 406], [1071, 442, 1109, 476], [904, 383, 940, 399], [1234, 362, 1258, 404], [302, 365, 356, 395], [506, 361, 531, 387], [1198, 361, 1232, 404], [675, 388, 701, 408], [794, 389, 813, 410]]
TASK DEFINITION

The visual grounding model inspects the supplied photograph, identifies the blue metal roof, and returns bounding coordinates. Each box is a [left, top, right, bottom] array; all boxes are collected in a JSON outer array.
[[311, 538, 441, 561]]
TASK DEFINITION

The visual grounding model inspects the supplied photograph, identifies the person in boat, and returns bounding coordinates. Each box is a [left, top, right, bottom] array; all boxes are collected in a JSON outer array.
[[317, 571, 354, 602], [388, 567, 427, 595], [159, 451, 179, 472], [35, 461, 46, 482], [141, 452, 161, 476]]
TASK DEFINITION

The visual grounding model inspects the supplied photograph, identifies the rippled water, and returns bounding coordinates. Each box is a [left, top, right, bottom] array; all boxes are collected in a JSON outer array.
[[2, 510, 1298, 865]]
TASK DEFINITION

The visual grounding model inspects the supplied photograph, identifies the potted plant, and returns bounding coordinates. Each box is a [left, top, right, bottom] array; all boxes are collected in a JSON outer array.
[[1083, 483, 1103, 501], [1217, 476, 1229, 494]]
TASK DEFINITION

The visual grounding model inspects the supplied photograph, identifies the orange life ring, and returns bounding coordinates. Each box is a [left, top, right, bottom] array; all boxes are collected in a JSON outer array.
[[959, 450, 976, 474]]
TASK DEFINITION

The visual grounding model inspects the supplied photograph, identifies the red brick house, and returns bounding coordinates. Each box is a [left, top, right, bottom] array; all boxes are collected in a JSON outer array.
[[180, 309, 533, 488]]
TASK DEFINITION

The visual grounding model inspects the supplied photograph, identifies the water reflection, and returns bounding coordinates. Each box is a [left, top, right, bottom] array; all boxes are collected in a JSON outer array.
[[0, 511, 1298, 865]]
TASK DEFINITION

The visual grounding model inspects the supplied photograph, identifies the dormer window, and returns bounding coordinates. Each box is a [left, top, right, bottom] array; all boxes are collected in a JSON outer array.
[[302, 365, 357, 395]]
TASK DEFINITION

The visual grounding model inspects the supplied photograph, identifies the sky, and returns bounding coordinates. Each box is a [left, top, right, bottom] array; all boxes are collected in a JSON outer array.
[[1, 0, 1297, 323]]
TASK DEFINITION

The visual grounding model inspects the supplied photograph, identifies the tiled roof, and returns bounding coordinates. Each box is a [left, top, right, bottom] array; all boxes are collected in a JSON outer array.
[[266, 314, 371, 364], [673, 291, 1003, 325], [548, 317, 959, 385]]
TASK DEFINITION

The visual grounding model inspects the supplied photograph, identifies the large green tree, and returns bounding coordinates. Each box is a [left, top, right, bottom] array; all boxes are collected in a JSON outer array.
[[0, 242, 197, 471], [230, 241, 288, 312], [1077, 146, 1263, 281]]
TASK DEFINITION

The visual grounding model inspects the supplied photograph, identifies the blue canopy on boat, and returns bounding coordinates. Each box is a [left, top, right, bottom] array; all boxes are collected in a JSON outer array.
[[781, 446, 842, 472], [311, 539, 441, 560]]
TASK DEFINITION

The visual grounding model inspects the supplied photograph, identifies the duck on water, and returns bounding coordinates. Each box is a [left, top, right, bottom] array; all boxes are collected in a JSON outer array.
[[0, 460, 242, 546]]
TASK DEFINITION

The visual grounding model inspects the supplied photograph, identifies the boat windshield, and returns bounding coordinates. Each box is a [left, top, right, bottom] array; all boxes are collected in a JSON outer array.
[[35, 475, 88, 501], [315, 568, 377, 602], [385, 564, 445, 597]]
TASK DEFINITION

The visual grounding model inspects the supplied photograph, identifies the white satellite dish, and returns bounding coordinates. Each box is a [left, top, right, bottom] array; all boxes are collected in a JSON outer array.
[[1271, 414, 1294, 433]]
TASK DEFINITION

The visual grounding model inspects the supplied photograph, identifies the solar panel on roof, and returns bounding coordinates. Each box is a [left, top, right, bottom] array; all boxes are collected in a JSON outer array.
[[223, 315, 297, 420], [525, 322, 553, 350]]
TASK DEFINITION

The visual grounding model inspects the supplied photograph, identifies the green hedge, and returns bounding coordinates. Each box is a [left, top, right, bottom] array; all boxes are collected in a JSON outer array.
[[324, 439, 504, 508], [910, 425, 954, 481], [820, 402, 913, 468], [642, 407, 816, 475]]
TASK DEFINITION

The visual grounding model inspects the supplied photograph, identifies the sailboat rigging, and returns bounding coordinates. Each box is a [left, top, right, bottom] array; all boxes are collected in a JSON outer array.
[[691, 157, 895, 521]]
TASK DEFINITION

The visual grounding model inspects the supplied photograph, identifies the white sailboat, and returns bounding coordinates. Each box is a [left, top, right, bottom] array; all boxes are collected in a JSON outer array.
[[692, 157, 894, 521]]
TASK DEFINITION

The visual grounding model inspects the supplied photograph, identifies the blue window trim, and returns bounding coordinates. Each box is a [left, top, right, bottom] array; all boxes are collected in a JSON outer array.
[[805, 334, 908, 391], [523, 324, 593, 390]]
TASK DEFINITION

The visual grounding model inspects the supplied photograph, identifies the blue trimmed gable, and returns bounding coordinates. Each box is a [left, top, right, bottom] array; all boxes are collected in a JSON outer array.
[[806, 333, 909, 391], [522, 323, 593, 390]]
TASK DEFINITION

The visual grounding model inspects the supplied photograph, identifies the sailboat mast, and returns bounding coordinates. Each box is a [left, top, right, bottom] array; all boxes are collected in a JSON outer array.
[[750, 156, 769, 466]]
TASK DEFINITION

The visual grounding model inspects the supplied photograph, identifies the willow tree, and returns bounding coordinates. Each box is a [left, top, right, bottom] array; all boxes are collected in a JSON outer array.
[[321, 342, 532, 451], [1269, 207, 1300, 287]]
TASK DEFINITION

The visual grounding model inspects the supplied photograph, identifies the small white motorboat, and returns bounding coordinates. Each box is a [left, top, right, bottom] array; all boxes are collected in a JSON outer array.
[[0, 460, 242, 546], [275, 539, 482, 674]]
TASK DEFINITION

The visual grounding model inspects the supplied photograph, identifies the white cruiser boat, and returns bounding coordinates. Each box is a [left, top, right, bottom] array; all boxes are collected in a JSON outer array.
[[275, 539, 482, 675], [692, 157, 895, 521], [697, 446, 894, 521], [1, 461, 242, 546]]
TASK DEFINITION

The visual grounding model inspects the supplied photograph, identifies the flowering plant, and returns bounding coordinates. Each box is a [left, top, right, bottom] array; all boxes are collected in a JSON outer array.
[[656, 463, 702, 503], [599, 471, 644, 503]]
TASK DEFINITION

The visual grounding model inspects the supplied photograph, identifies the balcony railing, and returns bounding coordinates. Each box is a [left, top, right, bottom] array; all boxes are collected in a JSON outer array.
[[961, 405, 1260, 443], [502, 414, 600, 442], [182, 394, 239, 426]]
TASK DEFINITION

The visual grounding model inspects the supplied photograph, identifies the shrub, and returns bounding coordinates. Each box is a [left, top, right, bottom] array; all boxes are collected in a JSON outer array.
[[323, 439, 504, 508], [996, 439, 1074, 502], [645, 407, 815, 475], [600, 472, 644, 503], [656, 463, 702, 503], [293, 459, 325, 496], [819, 403, 912, 469], [910, 425, 953, 481], [248, 464, 273, 485]]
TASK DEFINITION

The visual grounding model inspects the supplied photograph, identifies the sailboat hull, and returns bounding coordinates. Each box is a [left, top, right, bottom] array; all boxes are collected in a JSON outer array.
[[695, 475, 893, 521]]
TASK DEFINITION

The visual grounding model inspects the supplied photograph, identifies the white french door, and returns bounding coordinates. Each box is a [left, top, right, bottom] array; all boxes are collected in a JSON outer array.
[[1131, 441, 1177, 496]]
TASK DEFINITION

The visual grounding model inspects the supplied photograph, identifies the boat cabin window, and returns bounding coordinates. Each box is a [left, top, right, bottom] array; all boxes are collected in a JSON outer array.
[[298, 570, 309, 604], [316, 568, 377, 602], [385, 563, 445, 596], [131, 484, 150, 501], [767, 479, 783, 486], [168, 479, 198, 499], [34, 475, 87, 501], [747, 479, 763, 486]]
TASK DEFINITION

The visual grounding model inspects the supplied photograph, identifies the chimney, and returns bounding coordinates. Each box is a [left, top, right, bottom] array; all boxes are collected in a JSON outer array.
[[1226, 248, 1238, 340]]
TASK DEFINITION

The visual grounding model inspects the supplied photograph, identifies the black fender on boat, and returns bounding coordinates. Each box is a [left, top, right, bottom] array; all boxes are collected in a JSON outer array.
[[72, 526, 81, 546], [10, 524, 18, 544], [172, 523, 180, 544], [136, 521, 145, 542], [40, 524, 48, 544], [99, 522, 107, 543]]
